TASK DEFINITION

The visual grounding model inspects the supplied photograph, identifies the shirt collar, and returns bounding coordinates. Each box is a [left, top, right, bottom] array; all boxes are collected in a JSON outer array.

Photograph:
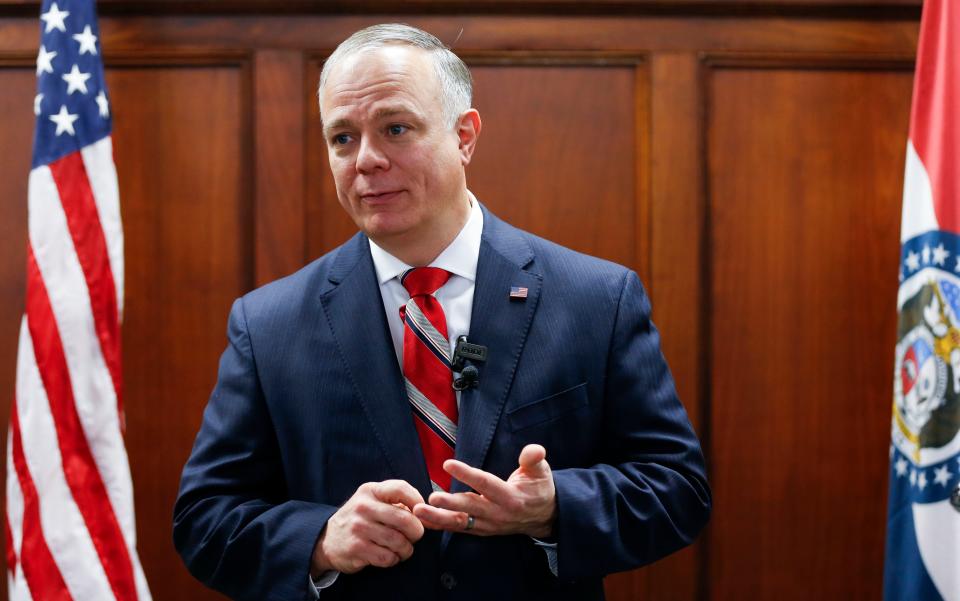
[[369, 193, 483, 285]]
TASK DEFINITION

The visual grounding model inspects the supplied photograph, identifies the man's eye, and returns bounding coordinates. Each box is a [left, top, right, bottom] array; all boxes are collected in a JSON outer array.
[[332, 133, 351, 145], [387, 124, 408, 136]]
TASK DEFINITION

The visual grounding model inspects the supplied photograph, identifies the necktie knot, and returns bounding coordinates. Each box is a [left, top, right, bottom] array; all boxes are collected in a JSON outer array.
[[401, 267, 451, 298]]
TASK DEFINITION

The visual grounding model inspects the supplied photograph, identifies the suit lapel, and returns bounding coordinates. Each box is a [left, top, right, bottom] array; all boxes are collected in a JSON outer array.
[[452, 208, 542, 491], [319, 234, 432, 497]]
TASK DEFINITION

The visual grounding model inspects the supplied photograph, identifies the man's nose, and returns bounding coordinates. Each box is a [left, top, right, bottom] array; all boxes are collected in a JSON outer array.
[[356, 137, 389, 173]]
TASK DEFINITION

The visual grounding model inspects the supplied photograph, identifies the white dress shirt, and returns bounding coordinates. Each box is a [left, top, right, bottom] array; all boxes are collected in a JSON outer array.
[[370, 196, 483, 379]]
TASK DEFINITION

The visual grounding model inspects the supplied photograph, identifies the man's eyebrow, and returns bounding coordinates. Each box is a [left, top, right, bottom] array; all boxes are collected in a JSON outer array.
[[322, 118, 351, 137]]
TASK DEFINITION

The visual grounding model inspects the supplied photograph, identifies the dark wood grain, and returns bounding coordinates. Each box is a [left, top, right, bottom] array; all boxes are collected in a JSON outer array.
[[0, 0, 924, 20], [470, 61, 641, 270], [707, 64, 911, 600], [254, 50, 306, 286], [111, 63, 248, 601], [618, 51, 710, 601], [0, 66, 33, 601], [0, 16, 919, 59], [0, 66, 32, 427]]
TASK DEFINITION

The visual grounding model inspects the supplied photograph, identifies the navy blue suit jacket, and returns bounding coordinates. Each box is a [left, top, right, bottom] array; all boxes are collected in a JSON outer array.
[[174, 207, 711, 600]]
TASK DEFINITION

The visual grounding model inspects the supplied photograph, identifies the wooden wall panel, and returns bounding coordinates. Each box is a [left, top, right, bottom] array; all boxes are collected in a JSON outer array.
[[0, 0, 926, 14], [469, 61, 644, 272], [111, 63, 249, 601], [0, 70, 33, 601], [0, 66, 32, 466], [254, 50, 307, 286], [706, 63, 912, 600], [625, 51, 709, 601]]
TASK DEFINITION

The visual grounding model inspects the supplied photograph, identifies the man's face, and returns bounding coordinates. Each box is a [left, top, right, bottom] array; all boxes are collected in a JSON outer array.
[[320, 45, 470, 248]]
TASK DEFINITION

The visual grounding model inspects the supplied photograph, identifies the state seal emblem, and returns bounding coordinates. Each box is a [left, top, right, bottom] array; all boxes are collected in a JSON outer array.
[[891, 235, 960, 502], [894, 279, 960, 464]]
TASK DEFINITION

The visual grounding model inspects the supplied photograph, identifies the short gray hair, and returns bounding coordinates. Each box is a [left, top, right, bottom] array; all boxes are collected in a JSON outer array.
[[318, 23, 473, 129]]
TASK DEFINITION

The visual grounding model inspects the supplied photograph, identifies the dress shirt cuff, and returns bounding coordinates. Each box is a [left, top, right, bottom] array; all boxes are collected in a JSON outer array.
[[531, 537, 559, 577], [308, 570, 340, 597]]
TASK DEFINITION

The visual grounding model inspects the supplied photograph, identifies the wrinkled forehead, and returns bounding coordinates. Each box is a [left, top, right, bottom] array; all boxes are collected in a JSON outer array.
[[321, 45, 440, 112]]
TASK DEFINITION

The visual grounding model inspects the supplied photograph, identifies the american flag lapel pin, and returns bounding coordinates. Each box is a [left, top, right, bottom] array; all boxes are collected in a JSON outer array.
[[509, 286, 528, 300]]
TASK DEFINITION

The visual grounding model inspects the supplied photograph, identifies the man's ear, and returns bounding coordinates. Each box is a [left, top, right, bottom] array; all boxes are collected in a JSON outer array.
[[456, 109, 482, 165]]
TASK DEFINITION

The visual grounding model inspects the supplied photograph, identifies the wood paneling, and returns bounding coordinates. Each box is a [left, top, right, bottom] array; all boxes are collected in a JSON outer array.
[[470, 60, 643, 270], [0, 0, 925, 19], [622, 51, 709, 601], [254, 50, 306, 286], [111, 62, 249, 601], [0, 68, 34, 584], [706, 62, 911, 600], [0, 6, 923, 600], [0, 15, 918, 57]]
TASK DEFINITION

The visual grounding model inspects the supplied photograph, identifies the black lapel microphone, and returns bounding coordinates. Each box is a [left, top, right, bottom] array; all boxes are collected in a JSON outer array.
[[452, 335, 487, 391]]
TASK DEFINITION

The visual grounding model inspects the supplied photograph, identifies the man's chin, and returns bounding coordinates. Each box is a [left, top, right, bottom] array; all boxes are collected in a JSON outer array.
[[360, 215, 413, 242]]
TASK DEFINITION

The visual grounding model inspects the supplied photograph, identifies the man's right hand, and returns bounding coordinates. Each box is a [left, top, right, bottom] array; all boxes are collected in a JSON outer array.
[[311, 480, 425, 576]]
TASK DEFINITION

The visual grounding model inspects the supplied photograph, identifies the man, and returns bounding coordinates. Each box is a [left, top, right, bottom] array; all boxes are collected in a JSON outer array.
[[174, 23, 710, 601]]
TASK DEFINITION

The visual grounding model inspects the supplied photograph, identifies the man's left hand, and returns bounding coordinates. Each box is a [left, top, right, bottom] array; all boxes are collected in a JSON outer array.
[[412, 444, 557, 538]]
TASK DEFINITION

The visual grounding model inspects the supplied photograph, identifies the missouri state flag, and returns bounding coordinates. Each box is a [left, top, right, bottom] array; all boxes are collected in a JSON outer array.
[[886, 0, 960, 599], [4, 0, 152, 600]]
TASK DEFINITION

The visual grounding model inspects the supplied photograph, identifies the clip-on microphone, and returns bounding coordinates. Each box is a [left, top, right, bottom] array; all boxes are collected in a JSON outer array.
[[452, 335, 487, 391]]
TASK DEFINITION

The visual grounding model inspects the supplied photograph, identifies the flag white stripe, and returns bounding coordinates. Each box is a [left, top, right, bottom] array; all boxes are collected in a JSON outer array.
[[80, 137, 124, 319], [132, 553, 151, 600], [27, 165, 134, 549], [6, 425, 24, 573], [15, 319, 116, 600], [901, 140, 940, 242], [8, 399, 39, 601], [913, 499, 960, 601], [9, 567, 32, 601], [5, 435, 28, 601]]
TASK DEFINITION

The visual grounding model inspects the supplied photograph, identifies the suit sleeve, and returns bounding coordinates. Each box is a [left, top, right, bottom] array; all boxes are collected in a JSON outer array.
[[173, 298, 338, 601], [551, 271, 711, 580]]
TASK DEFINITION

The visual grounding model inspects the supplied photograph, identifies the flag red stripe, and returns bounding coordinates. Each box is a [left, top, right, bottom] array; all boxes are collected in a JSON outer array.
[[4, 509, 17, 576], [9, 401, 72, 601], [910, 0, 960, 231], [48, 153, 124, 422], [26, 245, 137, 601]]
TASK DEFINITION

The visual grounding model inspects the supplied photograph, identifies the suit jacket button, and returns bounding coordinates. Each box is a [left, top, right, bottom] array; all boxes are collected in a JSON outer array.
[[440, 572, 457, 590]]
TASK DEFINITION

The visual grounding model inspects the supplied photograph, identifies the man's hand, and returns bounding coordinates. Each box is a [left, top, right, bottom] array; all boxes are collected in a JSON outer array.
[[413, 444, 557, 538], [311, 480, 425, 577]]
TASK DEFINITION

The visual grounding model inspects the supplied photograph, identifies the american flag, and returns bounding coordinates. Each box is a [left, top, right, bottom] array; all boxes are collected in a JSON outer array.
[[4, 1, 151, 599]]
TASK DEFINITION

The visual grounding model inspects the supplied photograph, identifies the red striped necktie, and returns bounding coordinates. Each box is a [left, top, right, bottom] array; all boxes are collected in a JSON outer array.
[[399, 267, 458, 492]]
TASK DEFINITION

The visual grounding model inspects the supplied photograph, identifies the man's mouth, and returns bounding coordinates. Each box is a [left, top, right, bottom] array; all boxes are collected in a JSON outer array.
[[360, 190, 403, 203]]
